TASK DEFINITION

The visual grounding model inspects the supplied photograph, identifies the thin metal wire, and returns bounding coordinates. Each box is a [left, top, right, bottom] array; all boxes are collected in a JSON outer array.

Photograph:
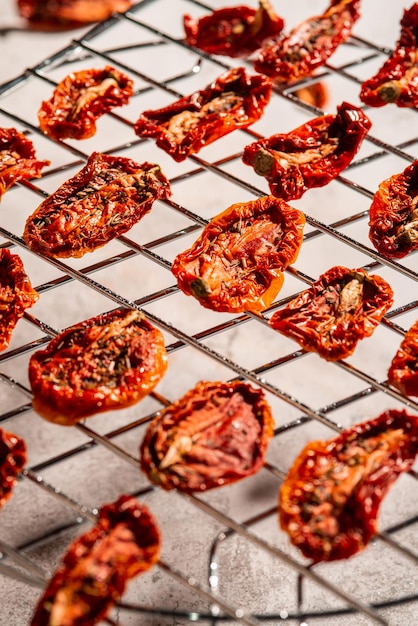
[[0, 2, 417, 625]]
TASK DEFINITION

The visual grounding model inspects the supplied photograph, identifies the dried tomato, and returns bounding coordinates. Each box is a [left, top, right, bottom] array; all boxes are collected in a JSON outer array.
[[254, 0, 361, 82], [30, 494, 161, 626], [0, 248, 39, 352], [269, 266, 394, 361], [28, 308, 168, 425], [171, 195, 305, 313], [388, 320, 418, 397], [140, 380, 274, 493], [242, 101, 371, 200], [294, 81, 329, 109], [17, 0, 133, 30], [0, 127, 49, 200], [38, 66, 134, 141], [134, 67, 272, 162], [279, 409, 418, 562], [368, 159, 418, 259], [23, 151, 171, 259], [0, 428, 26, 509], [360, 4, 418, 108], [183, 0, 284, 58]]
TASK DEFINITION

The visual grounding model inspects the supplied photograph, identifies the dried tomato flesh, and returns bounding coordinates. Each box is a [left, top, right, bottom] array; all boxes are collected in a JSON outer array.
[[294, 82, 329, 109], [254, 0, 361, 82], [388, 320, 418, 397], [28, 308, 168, 425], [269, 266, 394, 361], [18, 0, 133, 30], [279, 409, 418, 562], [140, 380, 274, 493], [38, 66, 134, 141], [183, 1, 284, 58], [368, 159, 418, 259], [0, 127, 49, 200], [134, 67, 272, 162], [23, 151, 171, 259], [360, 4, 418, 108], [171, 195, 305, 313], [30, 494, 161, 626], [242, 101, 371, 201], [0, 248, 39, 352], [0, 428, 26, 509]]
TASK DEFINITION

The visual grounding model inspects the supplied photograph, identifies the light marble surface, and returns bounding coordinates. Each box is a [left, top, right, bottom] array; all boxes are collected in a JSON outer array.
[[0, 1, 417, 625]]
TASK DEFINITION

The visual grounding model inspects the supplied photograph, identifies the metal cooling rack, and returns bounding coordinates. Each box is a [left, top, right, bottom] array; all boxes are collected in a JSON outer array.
[[0, 1, 417, 624]]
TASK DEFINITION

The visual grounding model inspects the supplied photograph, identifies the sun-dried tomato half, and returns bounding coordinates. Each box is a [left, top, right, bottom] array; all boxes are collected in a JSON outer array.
[[0, 248, 39, 352], [242, 101, 371, 200], [23, 151, 171, 259], [18, 0, 133, 30], [171, 195, 305, 313], [360, 3, 418, 108], [0, 427, 26, 509], [140, 380, 274, 493], [30, 494, 160, 626], [0, 127, 49, 200], [254, 0, 361, 82], [38, 66, 134, 141], [269, 266, 394, 361], [368, 159, 418, 259], [279, 409, 418, 562], [28, 308, 168, 425], [134, 67, 272, 162], [294, 81, 329, 109], [183, 0, 284, 58], [388, 320, 418, 397]]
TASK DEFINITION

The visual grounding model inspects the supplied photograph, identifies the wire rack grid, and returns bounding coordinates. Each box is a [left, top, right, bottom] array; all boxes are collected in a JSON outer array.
[[0, 0, 417, 624]]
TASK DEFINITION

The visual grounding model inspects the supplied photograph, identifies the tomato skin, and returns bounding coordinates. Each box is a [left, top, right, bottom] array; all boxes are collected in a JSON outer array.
[[279, 409, 418, 562], [254, 0, 361, 82], [134, 67, 272, 162], [360, 4, 418, 108], [388, 320, 418, 397], [18, 0, 133, 29], [269, 266, 394, 361], [30, 494, 160, 626], [368, 159, 418, 259], [38, 66, 134, 141], [0, 127, 49, 199], [140, 380, 275, 493], [183, 1, 284, 58], [0, 248, 39, 352], [23, 152, 171, 259], [28, 308, 168, 425], [242, 101, 371, 201], [171, 195, 305, 313], [0, 428, 26, 509]]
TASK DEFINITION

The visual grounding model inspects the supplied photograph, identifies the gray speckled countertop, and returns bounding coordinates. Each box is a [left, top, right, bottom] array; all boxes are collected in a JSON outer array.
[[0, 2, 417, 625]]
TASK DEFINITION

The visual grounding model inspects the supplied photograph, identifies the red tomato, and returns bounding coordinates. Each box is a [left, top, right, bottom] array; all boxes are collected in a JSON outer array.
[[0, 427, 26, 509], [0, 248, 39, 352], [30, 494, 160, 626], [269, 266, 394, 361], [134, 67, 272, 162], [140, 380, 275, 493], [172, 195, 305, 313], [38, 66, 134, 141], [29, 308, 168, 425], [183, 1, 284, 58], [280, 409, 418, 562]]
